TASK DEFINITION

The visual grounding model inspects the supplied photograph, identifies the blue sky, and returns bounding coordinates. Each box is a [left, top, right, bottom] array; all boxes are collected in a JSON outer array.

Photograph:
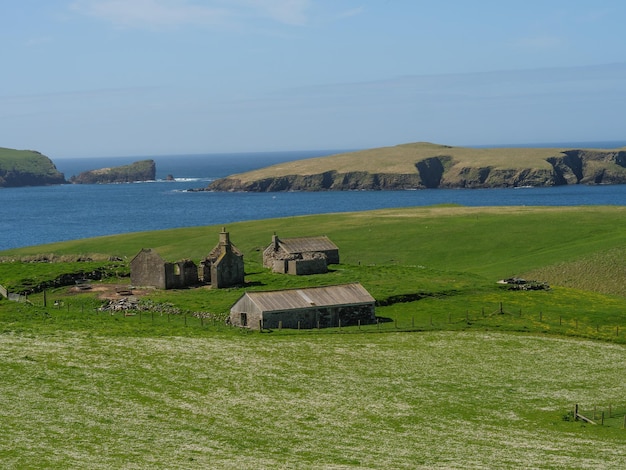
[[2, 1, 626, 157]]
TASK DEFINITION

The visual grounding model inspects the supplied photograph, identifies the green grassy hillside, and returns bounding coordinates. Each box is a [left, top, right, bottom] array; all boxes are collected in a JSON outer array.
[[2, 205, 626, 467], [0, 147, 66, 187], [4, 205, 624, 283]]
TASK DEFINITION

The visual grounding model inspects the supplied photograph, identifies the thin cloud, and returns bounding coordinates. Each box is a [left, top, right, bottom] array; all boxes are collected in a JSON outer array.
[[70, 0, 232, 29], [331, 7, 364, 21], [238, 0, 312, 26], [69, 0, 312, 29], [512, 34, 564, 51]]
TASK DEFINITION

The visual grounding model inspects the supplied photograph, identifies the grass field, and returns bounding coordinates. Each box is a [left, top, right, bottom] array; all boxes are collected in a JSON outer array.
[[1, 330, 625, 468], [1, 205, 626, 468]]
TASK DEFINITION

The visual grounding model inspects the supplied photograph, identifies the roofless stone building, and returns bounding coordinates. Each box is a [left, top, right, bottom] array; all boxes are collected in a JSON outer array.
[[130, 228, 243, 290], [130, 249, 198, 289], [200, 228, 244, 288]]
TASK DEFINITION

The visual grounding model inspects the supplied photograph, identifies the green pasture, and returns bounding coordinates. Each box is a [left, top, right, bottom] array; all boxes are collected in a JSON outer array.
[[1, 330, 626, 468], [1, 204, 626, 467]]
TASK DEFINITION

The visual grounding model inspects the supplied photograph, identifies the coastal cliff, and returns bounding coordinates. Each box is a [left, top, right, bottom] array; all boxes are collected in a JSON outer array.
[[207, 143, 626, 191], [0, 147, 66, 188], [70, 160, 156, 184]]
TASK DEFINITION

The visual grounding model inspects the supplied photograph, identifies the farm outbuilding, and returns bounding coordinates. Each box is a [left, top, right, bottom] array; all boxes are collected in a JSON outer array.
[[130, 248, 198, 289], [229, 282, 376, 330], [263, 234, 339, 275], [200, 228, 245, 288]]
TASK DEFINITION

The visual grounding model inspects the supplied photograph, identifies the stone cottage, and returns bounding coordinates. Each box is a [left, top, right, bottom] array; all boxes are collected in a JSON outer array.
[[229, 282, 375, 330], [262, 234, 339, 275], [200, 228, 245, 288], [130, 248, 198, 289]]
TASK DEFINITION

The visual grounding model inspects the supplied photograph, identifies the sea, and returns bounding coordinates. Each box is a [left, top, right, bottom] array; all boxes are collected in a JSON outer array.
[[1, 143, 626, 251]]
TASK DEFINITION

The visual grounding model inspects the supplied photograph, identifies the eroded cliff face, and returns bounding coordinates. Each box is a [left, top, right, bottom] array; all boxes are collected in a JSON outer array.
[[0, 150, 66, 188], [548, 150, 626, 185], [207, 149, 626, 192], [0, 169, 66, 187]]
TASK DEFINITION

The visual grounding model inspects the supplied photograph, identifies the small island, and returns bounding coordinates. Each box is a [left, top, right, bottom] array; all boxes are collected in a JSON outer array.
[[70, 160, 156, 184], [207, 142, 626, 191], [0, 147, 66, 188]]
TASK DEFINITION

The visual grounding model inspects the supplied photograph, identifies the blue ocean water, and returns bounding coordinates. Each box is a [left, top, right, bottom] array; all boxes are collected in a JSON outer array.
[[1, 145, 626, 251]]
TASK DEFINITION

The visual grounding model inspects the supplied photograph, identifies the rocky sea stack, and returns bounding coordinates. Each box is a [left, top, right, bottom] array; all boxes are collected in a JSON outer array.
[[70, 160, 156, 184]]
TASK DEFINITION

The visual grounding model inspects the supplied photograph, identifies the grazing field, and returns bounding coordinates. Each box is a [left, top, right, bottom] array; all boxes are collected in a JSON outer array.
[[1, 330, 626, 469], [1, 205, 626, 468]]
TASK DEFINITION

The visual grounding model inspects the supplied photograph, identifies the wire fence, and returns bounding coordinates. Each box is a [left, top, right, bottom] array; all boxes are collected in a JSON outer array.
[[7, 295, 626, 343], [569, 404, 626, 429]]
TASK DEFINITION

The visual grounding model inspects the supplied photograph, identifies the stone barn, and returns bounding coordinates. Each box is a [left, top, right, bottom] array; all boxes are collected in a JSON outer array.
[[262, 234, 339, 275], [200, 228, 245, 288], [130, 248, 198, 289], [229, 283, 375, 330]]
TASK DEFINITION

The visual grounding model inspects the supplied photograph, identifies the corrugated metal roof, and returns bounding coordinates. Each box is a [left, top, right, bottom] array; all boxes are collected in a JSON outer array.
[[278, 236, 338, 254], [245, 283, 374, 312]]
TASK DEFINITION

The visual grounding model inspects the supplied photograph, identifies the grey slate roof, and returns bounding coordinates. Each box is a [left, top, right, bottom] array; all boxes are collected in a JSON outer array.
[[277, 236, 338, 254], [243, 283, 374, 312]]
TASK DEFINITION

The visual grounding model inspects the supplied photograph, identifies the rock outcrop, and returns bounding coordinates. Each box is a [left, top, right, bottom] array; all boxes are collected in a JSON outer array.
[[70, 160, 156, 184], [207, 144, 626, 192], [0, 147, 66, 187]]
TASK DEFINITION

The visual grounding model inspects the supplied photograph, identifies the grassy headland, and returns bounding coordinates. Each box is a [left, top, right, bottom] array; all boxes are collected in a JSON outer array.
[[208, 142, 626, 191], [0, 147, 66, 187], [1, 205, 626, 467]]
